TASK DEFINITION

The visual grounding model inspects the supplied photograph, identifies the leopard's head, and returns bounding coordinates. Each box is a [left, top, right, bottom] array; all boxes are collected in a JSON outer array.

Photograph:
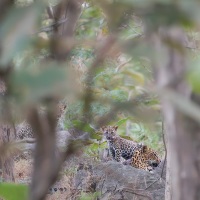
[[101, 125, 118, 141], [140, 145, 161, 168]]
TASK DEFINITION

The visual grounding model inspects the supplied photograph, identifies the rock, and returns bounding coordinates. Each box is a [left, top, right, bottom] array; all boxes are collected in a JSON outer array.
[[95, 161, 165, 200], [56, 130, 72, 148], [74, 161, 166, 200], [74, 163, 99, 193]]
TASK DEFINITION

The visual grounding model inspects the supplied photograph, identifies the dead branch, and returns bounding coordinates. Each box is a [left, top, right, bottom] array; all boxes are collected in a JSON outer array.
[[29, 1, 84, 199], [15, 138, 36, 144], [46, 5, 54, 19], [34, 18, 68, 34], [50, 0, 83, 60], [118, 187, 153, 200], [161, 121, 166, 179], [28, 105, 58, 200]]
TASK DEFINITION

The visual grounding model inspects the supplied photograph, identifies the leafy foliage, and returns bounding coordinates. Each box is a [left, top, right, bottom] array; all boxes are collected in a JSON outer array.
[[4, 0, 200, 198], [0, 183, 28, 200]]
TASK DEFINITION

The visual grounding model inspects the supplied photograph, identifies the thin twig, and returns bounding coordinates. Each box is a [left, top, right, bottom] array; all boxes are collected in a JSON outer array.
[[145, 178, 159, 190], [144, 176, 147, 188], [15, 138, 36, 144], [101, 178, 105, 195], [119, 187, 153, 200], [161, 120, 167, 179], [115, 58, 132, 73], [185, 46, 200, 50], [33, 18, 68, 34]]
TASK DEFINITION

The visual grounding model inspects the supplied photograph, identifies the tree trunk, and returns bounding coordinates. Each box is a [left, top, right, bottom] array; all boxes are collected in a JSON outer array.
[[48, 0, 83, 60], [151, 27, 200, 200], [0, 124, 15, 182], [29, 1, 83, 199], [0, 80, 15, 182], [0, 0, 15, 183]]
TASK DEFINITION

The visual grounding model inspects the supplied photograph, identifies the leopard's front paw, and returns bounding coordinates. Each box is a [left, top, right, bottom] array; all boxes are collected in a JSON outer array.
[[122, 159, 131, 165], [147, 166, 154, 173]]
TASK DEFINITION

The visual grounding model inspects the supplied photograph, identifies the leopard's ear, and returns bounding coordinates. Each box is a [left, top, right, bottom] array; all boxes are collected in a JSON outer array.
[[100, 126, 106, 132], [142, 145, 148, 153], [113, 125, 118, 131]]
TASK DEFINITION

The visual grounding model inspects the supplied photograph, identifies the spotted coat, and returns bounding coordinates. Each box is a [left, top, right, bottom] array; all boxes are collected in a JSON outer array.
[[101, 126, 139, 162], [124, 144, 161, 172]]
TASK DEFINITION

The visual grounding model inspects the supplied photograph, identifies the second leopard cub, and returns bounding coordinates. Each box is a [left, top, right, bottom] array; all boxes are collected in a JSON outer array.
[[101, 125, 139, 162], [123, 144, 161, 172]]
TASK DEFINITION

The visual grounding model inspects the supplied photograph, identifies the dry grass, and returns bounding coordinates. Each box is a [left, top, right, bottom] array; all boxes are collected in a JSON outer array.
[[14, 159, 33, 183], [13, 154, 97, 200], [47, 192, 67, 200], [14, 158, 76, 199]]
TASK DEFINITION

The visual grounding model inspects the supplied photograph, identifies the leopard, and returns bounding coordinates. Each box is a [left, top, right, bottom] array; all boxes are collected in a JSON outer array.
[[15, 101, 67, 161], [101, 125, 139, 162], [16, 101, 67, 140], [16, 121, 34, 140], [124, 143, 161, 172]]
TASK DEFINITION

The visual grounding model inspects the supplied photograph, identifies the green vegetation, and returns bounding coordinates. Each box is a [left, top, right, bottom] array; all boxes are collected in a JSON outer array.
[[3, 0, 200, 199], [0, 183, 28, 200]]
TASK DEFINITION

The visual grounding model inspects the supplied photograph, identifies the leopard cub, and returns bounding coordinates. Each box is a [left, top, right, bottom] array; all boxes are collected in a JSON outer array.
[[101, 125, 139, 162], [124, 144, 161, 172]]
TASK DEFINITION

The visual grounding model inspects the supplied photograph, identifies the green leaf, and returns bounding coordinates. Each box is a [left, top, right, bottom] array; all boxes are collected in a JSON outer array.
[[0, 183, 28, 200], [89, 143, 99, 151], [120, 135, 134, 141], [90, 132, 102, 140], [72, 120, 102, 140], [115, 118, 129, 126], [110, 89, 128, 102], [89, 141, 107, 152], [79, 191, 99, 200], [11, 65, 68, 103], [188, 62, 200, 93], [72, 120, 94, 133], [0, 2, 45, 66], [122, 69, 145, 85], [99, 141, 107, 149]]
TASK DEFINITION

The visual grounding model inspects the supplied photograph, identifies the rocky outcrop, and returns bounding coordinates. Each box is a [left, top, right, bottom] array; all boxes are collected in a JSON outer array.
[[74, 161, 166, 200]]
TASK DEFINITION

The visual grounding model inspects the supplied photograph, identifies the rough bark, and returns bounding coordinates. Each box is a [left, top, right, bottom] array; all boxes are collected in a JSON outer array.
[[0, 124, 15, 182], [151, 27, 200, 200], [0, 80, 15, 182], [0, 0, 15, 183], [29, 1, 83, 199], [49, 0, 83, 60], [53, 0, 83, 37]]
